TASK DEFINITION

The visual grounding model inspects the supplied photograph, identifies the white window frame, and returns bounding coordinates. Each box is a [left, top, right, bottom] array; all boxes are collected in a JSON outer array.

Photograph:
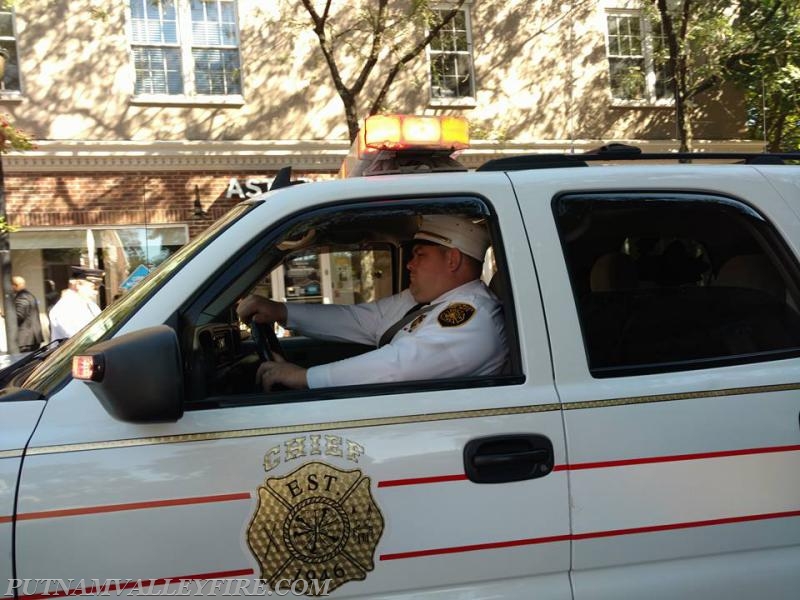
[[604, 8, 673, 106], [0, 6, 22, 97], [126, 0, 244, 106], [427, 3, 476, 107]]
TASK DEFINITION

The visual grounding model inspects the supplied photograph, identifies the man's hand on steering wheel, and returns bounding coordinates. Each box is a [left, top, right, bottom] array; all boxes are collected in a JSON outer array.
[[238, 295, 306, 391], [255, 355, 308, 391], [237, 294, 287, 326]]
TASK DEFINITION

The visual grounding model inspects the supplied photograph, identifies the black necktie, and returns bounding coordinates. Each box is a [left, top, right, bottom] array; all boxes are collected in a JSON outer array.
[[379, 303, 433, 348], [403, 302, 427, 317]]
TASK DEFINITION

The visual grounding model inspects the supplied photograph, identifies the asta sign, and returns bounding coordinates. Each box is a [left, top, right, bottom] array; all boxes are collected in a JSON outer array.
[[226, 178, 273, 200]]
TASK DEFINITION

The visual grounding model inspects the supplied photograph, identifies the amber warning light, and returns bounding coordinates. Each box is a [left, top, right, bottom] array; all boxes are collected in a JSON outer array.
[[339, 114, 471, 178], [72, 354, 105, 382], [363, 114, 469, 153]]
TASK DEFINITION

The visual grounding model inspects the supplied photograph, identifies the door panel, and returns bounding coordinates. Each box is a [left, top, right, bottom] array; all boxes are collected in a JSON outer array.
[[514, 169, 800, 599], [1, 400, 45, 600], [16, 383, 570, 598]]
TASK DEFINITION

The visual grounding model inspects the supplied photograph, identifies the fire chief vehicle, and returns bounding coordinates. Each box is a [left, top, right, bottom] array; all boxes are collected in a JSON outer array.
[[1, 115, 799, 599]]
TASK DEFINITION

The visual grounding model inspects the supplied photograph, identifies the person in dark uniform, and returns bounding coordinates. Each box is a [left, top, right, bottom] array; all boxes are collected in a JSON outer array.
[[11, 275, 44, 352]]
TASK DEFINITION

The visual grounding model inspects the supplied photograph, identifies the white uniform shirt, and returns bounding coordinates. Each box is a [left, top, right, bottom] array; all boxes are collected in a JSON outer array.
[[48, 290, 101, 340], [286, 279, 507, 389]]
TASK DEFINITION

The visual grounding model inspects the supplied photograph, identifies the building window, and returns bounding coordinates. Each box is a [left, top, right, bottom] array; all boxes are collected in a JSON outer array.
[[605, 11, 673, 103], [428, 6, 475, 102], [129, 0, 241, 97], [0, 7, 20, 92]]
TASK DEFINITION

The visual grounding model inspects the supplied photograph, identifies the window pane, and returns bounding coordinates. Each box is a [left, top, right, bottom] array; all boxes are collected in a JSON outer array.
[[554, 194, 800, 376], [0, 11, 19, 92], [133, 47, 183, 94], [652, 24, 674, 99], [146, 0, 160, 19], [191, 0, 237, 46], [608, 57, 645, 99], [0, 12, 13, 37], [206, 0, 219, 22], [163, 0, 177, 19], [131, 1, 178, 45], [607, 35, 620, 56], [130, 0, 145, 19], [607, 16, 619, 36], [453, 55, 472, 97], [430, 32, 442, 51], [193, 48, 240, 94], [454, 29, 468, 52], [221, 1, 234, 22], [0, 41, 19, 91], [193, 21, 222, 45], [191, 0, 204, 21], [431, 54, 473, 98]]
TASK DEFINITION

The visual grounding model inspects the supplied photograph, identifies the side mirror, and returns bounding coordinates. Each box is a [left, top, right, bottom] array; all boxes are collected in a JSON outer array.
[[73, 325, 184, 423]]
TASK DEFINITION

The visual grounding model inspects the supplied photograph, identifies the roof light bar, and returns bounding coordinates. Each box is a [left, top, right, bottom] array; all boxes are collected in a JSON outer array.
[[339, 114, 471, 178], [364, 114, 469, 153]]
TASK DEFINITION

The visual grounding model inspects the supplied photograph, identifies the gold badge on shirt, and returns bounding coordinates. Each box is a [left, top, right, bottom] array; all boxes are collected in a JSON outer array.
[[437, 302, 476, 327], [405, 313, 427, 333]]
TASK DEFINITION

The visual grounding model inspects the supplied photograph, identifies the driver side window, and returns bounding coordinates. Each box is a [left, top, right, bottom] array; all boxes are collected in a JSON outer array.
[[182, 197, 517, 406]]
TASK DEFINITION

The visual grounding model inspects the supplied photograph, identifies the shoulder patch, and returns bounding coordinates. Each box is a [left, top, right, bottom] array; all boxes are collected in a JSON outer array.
[[438, 302, 476, 327]]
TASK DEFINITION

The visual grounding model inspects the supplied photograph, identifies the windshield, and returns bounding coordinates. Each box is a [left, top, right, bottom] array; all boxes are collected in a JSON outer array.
[[22, 202, 257, 394]]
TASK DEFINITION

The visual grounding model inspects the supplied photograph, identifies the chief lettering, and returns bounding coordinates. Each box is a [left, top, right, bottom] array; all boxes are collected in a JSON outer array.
[[264, 434, 364, 472]]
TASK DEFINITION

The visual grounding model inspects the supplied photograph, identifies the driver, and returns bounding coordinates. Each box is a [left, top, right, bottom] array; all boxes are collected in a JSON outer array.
[[236, 215, 507, 391]]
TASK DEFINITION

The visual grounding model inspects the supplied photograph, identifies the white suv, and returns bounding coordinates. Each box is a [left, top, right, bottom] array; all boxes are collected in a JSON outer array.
[[2, 122, 799, 599]]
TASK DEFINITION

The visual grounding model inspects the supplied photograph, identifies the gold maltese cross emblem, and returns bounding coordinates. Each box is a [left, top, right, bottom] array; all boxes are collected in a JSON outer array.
[[247, 462, 384, 596]]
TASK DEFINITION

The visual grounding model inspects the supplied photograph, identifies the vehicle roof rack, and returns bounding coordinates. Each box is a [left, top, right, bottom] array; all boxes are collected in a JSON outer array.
[[477, 154, 589, 171], [476, 144, 800, 172]]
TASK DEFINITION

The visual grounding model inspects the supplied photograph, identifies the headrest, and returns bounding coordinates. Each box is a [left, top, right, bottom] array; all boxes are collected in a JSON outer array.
[[715, 254, 784, 298]]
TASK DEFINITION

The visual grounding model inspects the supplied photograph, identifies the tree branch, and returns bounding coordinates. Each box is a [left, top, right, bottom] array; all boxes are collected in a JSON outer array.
[[300, 0, 353, 105], [350, 0, 389, 97]]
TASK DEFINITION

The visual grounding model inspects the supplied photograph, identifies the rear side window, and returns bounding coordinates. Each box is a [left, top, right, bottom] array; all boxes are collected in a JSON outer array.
[[554, 192, 800, 377]]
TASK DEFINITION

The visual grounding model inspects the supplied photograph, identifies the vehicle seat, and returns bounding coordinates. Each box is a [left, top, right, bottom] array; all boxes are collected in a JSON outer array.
[[714, 254, 785, 300], [488, 272, 514, 375], [590, 252, 637, 291], [580, 252, 638, 368]]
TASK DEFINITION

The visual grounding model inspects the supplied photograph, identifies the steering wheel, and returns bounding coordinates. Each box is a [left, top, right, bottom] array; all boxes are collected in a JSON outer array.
[[249, 319, 285, 362]]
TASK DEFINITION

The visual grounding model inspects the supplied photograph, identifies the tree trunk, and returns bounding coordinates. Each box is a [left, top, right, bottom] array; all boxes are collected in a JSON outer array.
[[345, 99, 360, 143], [766, 96, 787, 152], [657, 0, 694, 153]]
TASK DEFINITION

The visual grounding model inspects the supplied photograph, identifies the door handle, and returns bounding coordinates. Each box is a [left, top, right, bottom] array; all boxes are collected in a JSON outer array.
[[473, 448, 550, 468], [464, 434, 554, 484]]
